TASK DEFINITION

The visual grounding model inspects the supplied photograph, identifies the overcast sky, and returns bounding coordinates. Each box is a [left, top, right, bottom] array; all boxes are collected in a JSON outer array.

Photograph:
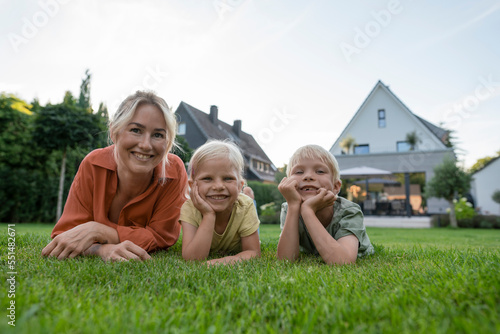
[[2, 0, 499, 169]]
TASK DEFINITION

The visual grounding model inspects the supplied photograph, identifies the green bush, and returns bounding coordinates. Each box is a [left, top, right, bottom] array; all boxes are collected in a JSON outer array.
[[246, 181, 284, 224], [431, 214, 500, 229], [454, 197, 476, 220], [259, 202, 280, 224]]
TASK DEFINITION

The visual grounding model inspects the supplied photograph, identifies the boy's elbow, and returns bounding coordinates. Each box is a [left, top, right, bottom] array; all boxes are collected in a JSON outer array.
[[276, 251, 298, 262], [323, 255, 357, 266]]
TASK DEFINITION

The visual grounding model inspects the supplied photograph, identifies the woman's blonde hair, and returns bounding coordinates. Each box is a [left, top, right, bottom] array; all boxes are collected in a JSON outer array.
[[286, 145, 340, 182], [188, 140, 245, 180], [109, 91, 177, 181]]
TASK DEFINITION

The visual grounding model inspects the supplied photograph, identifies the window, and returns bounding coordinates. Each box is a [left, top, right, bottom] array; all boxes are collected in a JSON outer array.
[[378, 109, 386, 128], [397, 141, 411, 152], [354, 144, 369, 154], [178, 123, 186, 135]]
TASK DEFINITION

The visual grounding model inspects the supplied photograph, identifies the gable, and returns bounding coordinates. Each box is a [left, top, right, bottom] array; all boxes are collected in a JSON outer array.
[[330, 81, 448, 155], [175, 101, 276, 170], [473, 156, 500, 176]]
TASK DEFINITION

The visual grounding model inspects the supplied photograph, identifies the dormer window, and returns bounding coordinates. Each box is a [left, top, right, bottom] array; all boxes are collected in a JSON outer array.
[[178, 122, 186, 135], [378, 109, 386, 128]]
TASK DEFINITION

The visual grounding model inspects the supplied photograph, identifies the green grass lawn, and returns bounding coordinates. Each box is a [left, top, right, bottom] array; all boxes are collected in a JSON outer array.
[[1, 223, 499, 334]]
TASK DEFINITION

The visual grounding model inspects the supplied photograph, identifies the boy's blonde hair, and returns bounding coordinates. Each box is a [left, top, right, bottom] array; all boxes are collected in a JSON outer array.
[[188, 140, 245, 180], [286, 145, 341, 182]]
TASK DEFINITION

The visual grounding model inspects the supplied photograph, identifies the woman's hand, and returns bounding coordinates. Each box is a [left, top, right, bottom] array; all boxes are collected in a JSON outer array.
[[95, 241, 151, 262], [42, 221, 118, 259], [190, 181, 215, 217], [278, 177, 302, 207], [302, 188, 337, 213]]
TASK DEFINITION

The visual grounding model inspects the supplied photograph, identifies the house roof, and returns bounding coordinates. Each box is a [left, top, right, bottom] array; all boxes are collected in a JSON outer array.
[[330, 80, 450, 150], [177, 101, 276, 170], [471, 155, 500, 174]]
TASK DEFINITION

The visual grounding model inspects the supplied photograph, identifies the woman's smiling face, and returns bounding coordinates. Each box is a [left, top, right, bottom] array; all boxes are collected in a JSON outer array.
[[113, 103, 168, 176]]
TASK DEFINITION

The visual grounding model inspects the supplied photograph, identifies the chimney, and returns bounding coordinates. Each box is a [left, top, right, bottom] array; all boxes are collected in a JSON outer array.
[[232, 120, 242, 137], [209, 105, 218, 124]]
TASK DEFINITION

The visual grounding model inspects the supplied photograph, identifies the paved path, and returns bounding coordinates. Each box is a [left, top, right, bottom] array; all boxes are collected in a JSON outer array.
[[364, 216, 431, 228]]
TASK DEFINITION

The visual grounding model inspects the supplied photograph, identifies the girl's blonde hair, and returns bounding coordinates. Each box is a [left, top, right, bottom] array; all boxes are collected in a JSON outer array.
[[286, 145, 340, 182], [109, 91, 177, 181], [188, 140, 245, 180]]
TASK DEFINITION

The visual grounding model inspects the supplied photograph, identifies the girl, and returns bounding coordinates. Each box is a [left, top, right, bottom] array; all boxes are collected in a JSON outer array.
[[179, 140, 260, 265]]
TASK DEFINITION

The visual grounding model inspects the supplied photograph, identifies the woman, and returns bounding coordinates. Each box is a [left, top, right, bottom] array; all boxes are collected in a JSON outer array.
[[42, 91, 188, 261]]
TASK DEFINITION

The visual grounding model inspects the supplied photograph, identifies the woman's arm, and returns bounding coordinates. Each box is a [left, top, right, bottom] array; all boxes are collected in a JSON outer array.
[[42, 221, 119, 259], [114, 156, 188, 252], [206, 231, 261, 265], [84, 240, 151, 262]]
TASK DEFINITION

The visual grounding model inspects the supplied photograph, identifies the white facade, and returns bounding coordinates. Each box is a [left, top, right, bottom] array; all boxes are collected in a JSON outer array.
[[330, 81, 454, 215], [330, 82, 446, 155], [471, 158, 500, 215]]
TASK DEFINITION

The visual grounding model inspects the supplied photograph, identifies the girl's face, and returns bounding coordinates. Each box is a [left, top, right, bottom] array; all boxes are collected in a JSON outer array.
[[191, 157, 244, 216], [113, 103, 168, 177]]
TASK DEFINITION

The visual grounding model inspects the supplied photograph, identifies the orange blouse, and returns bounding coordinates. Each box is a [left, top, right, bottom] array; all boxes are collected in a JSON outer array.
[[51, 145, 188, 252]]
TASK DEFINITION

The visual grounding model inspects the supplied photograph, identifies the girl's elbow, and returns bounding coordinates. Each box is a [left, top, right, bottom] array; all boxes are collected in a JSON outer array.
[[182, 252, 202, 261]]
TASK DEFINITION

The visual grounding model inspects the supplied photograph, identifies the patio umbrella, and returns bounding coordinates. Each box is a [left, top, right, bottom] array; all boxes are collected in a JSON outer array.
[[353, 178, 400, 191], [340, 166, 393, 197], [340, 166, 392, 178], [353, 178, 400, 185]]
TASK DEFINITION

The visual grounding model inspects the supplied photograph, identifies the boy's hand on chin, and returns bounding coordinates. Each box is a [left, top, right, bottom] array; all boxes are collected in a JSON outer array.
[[278, 177, 302, 206], [302, 188, 337, 213]]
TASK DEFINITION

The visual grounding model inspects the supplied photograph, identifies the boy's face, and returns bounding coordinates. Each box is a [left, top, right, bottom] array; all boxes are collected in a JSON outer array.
[[190, 157, 244, 216], [288, 158, 341, 201]]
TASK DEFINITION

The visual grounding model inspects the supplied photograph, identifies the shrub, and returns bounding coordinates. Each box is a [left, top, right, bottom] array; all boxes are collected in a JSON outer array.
[[431, 214, 500, 229], [259, 202, 280, 224], [454, 197, 476, 220], [246, 181, 284, 225]]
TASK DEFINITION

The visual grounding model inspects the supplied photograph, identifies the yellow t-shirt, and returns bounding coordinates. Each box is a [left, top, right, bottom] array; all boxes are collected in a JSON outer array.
[[179, 193, 260, 253]]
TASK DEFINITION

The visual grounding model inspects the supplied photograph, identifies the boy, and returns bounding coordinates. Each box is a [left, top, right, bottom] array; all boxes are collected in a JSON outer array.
[[277, 145, 374, 265]]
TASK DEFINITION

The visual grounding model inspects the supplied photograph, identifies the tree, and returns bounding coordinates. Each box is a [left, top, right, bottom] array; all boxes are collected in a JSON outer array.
[[274, 164, 287, 184], [340, 135, 356, 154], [425, 157, 472, 228], [33, 91, 105, 220], [78, 69, 92, 110], [469, 150, 500, 174], [405, 130, 421, 151], [172, 135, 193, 164], [492, 190, 500, 205]]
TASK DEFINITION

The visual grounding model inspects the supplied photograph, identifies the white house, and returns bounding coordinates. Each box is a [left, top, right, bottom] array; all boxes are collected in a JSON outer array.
[[471, 157, 500, 215], [330, 80, 454, 214]]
